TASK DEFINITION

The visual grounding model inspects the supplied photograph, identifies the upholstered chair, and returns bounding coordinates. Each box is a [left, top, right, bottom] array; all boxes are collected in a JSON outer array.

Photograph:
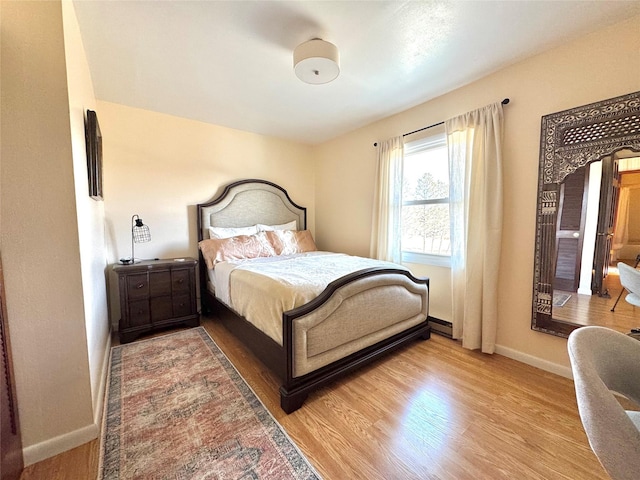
[[567, 326, 640, 480], [618, 262, 640, 307]]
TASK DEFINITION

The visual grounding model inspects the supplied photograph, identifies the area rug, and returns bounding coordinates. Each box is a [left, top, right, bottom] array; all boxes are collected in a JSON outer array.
[[553, 292, 572, 307], [99, 327, 321, 479]]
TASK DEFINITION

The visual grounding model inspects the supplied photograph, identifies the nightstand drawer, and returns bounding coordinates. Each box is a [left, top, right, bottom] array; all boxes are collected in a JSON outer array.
[[128, 300, 150, 326], [127, 274, 149, 299], [172, 293, 192, 317], [172, 269, 191, 293], [150, 271, 171, 296], [151, 296, 173, 321]]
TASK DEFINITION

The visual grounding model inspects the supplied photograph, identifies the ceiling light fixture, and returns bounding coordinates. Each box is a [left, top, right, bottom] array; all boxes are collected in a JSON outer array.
[[293, 38, 340, 85]]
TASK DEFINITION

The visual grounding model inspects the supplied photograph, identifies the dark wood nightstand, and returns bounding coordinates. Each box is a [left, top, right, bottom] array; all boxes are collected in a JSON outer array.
[[113, 258, 199, 343]]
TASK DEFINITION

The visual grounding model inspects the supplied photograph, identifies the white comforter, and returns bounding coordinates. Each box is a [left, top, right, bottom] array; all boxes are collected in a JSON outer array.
[[212, 252, 404, 345]]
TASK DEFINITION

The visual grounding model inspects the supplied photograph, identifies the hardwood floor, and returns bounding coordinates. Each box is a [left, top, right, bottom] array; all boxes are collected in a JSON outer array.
[[20, 316, 609, 480], [19, 440, 99, 480]]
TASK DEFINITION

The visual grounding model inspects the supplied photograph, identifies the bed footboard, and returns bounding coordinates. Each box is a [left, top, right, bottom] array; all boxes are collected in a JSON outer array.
[[280, 267, 430, 413]]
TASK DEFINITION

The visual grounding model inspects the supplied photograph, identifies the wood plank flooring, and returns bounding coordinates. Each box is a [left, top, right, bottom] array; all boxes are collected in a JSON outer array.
[[20, 316, 609, 479], [553, 261, 640, 334]]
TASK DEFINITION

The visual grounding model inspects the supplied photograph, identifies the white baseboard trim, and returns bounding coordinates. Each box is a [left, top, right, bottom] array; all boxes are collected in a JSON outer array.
[[23, 422, 98, 467], [495, 344, 573, 380], [93, 333, 112, 427]]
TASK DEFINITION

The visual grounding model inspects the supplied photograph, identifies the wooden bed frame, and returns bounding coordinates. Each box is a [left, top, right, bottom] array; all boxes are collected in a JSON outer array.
[[197, 179, 431, 413]]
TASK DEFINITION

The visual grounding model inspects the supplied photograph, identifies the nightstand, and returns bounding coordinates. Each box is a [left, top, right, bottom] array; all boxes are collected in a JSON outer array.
[[113, 258, 199, 343]]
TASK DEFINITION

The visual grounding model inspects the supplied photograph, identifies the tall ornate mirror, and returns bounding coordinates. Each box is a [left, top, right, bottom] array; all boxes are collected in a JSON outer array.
[[532, 91, 640, 337]]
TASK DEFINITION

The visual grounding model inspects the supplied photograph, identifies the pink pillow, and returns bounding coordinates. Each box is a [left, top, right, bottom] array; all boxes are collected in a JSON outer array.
[[198, 232, 276, 269], [266, 230, 317, 256]]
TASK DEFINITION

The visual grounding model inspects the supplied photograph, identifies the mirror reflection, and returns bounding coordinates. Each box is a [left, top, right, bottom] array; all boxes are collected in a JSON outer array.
[[532, 91, 640, 337], [552, 150, 640, 333]]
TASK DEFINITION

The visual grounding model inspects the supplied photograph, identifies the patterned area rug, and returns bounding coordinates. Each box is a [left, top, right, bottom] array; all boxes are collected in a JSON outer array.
[[99, 327, 320, 479]]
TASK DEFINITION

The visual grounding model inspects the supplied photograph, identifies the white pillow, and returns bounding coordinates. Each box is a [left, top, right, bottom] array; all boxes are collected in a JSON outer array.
[[256, 220, 297, 232], [208, 225, 258, 239]]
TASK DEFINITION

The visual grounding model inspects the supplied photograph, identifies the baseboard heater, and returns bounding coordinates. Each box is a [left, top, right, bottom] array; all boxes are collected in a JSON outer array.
[[427, 316, 452, 338]]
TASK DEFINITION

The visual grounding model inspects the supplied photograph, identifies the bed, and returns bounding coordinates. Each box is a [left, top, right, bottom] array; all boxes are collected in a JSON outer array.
[[197, 179, 430, 413]]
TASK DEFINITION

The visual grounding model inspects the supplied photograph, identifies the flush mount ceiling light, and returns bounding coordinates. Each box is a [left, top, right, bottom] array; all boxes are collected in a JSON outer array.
[[293, 38, 340, 85]]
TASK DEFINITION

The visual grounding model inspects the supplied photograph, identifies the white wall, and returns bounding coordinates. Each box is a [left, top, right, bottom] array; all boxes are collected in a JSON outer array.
[[61, 0, 111, 432], [315, 15, 640, 374], [1, 0, 109, 465], [98, 102, 316, 326]]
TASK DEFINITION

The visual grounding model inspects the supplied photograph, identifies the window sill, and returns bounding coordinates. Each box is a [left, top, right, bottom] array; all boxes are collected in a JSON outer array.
[[402, 251, 451, 267]]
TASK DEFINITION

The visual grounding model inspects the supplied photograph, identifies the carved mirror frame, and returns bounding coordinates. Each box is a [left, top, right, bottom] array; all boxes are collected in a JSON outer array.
[[532, 90, 640, 337]]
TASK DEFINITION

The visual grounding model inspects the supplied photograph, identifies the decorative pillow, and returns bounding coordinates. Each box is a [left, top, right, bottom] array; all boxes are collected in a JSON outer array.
[[199, 232, 276, 269], [256, 220, 297, 232], [208, 224, 258, 239], [266, 230, 317, 256]]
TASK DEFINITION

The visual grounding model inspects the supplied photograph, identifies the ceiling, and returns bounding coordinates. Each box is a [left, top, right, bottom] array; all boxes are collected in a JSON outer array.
[[73, 1, 640, 145]]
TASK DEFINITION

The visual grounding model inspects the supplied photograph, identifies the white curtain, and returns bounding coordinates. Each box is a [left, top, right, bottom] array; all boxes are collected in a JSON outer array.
[[370, 136, 404, 263], [446, 102, 504, 353]]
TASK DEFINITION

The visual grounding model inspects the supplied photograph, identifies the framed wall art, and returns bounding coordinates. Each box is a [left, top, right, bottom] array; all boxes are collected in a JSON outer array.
[[85, 109, 103, 200]]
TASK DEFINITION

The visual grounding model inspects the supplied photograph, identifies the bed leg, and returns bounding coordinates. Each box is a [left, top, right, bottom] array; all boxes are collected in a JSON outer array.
[[279, 388, 308, 414], [420, 326, 432, 340]]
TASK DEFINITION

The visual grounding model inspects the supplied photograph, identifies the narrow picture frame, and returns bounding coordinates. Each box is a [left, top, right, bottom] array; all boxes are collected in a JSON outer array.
[[85, 109, 103, 200]]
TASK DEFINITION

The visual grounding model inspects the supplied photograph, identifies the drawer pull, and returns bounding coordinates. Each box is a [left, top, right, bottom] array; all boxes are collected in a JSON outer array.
[[177, 279, 184, 284], [137, 283, 144, 289]]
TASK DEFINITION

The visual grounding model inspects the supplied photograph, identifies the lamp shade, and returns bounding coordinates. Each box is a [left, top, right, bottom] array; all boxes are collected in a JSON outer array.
[[131, 214, 151, 264], [132, 217, 151, 244], [293, 39, 340, 85]]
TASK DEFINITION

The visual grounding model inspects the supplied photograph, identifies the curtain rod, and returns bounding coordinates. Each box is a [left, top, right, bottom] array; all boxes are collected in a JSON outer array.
[[373, 98, 510, 147]]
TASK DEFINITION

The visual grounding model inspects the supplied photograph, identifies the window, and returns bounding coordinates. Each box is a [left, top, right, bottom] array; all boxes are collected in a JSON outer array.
[[401, 133, 450, 266]]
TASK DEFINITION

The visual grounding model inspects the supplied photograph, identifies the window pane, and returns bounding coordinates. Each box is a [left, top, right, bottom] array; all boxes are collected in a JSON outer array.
[[401, 204, 450, 255], [403, 145, 448, 202]]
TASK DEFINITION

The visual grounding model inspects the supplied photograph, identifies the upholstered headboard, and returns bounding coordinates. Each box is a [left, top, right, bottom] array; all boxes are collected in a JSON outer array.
[[197, 179, 307, 241]]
